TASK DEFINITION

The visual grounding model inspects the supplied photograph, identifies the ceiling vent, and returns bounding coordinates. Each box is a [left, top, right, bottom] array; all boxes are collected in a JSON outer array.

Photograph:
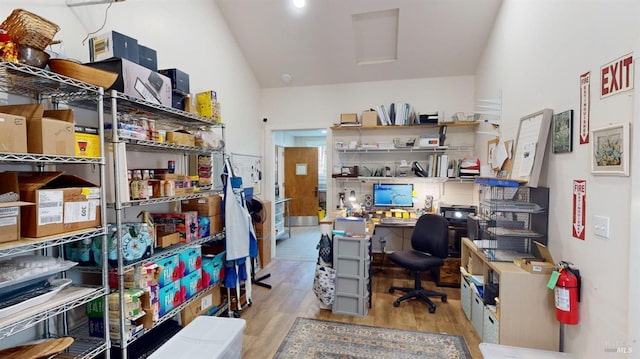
[[352, 8, 399, 65]]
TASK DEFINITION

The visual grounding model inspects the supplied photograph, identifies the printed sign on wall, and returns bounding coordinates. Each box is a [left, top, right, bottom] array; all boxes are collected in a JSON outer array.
[[579, 72, 590, 144], [601, 53, 634, 98], [572, 179, 586, 240]]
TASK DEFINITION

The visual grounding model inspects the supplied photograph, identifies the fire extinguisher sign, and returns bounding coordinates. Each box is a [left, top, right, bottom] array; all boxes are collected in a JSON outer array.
[[573, 180, 586, 240]]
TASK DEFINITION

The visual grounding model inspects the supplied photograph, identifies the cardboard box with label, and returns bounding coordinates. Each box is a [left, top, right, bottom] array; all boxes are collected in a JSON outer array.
[[14, 171, 102, 238], [86, 58, 172, 107], [517, 241, 556, 274], [0, 172, 34, 243], [181, 195, 221, 217], [179, 283, 221, 327], [0, 112, 27, 153]]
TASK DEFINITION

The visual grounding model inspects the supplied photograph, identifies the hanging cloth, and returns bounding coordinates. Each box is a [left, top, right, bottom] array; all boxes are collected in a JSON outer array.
[[223, 157, 255, 305]]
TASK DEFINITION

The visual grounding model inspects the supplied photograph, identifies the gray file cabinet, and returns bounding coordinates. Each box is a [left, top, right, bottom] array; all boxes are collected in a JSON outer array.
[[332, 235, 371, 316]]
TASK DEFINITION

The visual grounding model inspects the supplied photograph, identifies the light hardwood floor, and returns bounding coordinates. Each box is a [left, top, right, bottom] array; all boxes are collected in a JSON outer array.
[[237, 258, 483, 358]]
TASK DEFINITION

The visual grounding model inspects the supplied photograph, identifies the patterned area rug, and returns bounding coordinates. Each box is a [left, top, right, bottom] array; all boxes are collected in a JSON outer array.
[[274, 317, 472, 359]]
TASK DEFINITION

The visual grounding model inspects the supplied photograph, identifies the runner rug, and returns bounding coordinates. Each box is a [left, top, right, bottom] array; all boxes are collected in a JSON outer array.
[[273, 317, 472, 359]]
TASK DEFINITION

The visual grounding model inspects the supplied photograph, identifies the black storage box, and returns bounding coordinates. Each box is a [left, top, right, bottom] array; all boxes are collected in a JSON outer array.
[[159, 68, 190, 94], [138, 45, 158, 71], [171, 91, 186, 110], [89, 31, 139, 64]]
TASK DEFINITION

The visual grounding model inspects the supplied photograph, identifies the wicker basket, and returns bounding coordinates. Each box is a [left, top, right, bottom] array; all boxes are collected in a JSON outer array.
[[1, 9, 60, 50]]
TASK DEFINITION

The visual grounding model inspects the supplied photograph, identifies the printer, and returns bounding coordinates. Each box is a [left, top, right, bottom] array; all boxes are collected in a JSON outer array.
[[440, 205, 476, 227]]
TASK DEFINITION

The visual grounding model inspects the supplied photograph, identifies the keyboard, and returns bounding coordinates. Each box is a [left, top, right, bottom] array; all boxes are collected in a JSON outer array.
[[379, 217, 417, 225]]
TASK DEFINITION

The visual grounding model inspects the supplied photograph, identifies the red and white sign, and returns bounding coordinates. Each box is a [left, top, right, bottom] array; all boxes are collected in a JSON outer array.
[[579, 72, 590, 144], [601, 53, 634, 98], [572, 179, 586, 240]]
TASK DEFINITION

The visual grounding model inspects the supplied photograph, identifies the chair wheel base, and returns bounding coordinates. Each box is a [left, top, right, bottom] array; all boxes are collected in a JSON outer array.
[[389, 288, 395, 294], [428, 306, 436, 314], [393, 300, 401, 307], [441, 295, 447, 303]]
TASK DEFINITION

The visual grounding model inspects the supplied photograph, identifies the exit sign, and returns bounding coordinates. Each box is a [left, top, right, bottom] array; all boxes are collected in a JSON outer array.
[[601, 53, 634, 98]]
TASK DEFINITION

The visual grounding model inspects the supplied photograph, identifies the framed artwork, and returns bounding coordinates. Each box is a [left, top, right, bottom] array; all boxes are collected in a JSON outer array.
[[552, 110, 573, 153], [591, 122, 629, 176]]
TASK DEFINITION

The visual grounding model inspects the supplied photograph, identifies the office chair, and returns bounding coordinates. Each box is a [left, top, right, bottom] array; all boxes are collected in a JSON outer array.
[[388, 213, 449, 313]]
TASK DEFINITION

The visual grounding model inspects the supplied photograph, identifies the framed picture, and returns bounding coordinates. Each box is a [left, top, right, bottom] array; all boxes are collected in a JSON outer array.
[[552, 110, 573, 153], [591, 122, 630, 176]]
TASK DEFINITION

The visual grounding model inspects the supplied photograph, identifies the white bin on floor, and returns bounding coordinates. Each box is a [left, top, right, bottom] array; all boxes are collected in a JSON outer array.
[[149, 316, 246, 359]]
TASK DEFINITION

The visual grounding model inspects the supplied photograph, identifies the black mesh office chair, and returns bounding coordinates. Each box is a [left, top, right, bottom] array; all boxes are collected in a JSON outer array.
[[388, 214, 449, 313]]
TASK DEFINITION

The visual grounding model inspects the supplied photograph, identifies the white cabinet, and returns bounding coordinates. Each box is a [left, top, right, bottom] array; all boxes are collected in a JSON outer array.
[[0, 62, 109, 357], [461, 237, 559, 351], [274, 198, 291, 240]]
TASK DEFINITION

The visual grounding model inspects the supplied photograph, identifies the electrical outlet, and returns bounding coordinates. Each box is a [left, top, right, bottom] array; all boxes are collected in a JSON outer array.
[[593, 215, 610, 239]]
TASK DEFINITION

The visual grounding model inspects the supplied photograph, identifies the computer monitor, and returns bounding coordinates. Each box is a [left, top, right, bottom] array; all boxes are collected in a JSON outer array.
[[372, 183, 414, 208]]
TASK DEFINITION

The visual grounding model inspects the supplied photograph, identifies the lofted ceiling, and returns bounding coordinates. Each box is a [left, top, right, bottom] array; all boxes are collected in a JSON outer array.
[[215, 0, 503, 88]]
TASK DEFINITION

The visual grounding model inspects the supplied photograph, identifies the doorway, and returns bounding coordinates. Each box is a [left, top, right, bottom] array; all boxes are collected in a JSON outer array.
[[273, 129, 327, 261]]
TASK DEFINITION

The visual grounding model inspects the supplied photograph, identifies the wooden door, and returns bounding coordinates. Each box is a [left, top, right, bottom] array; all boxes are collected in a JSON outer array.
[[284, 147, 319, 225]]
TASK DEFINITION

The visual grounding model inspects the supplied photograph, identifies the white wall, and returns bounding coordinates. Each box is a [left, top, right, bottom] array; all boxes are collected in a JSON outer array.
[[0, 0, 261, 155], [260, 76, 476, 211], [476, 1, 638, 357]]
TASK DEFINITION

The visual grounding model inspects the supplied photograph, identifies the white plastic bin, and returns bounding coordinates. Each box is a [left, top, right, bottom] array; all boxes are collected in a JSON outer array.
[[149, 316, 246, 359]]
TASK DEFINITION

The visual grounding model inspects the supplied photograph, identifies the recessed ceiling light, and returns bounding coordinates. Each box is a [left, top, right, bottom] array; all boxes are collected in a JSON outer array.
[[293, 0, 305, 9]]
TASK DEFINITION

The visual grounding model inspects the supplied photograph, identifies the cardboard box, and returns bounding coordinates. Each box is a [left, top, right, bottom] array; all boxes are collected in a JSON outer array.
[[141, 286, 160, 329], [138, 44, 158, 71], [123, 262, 160, 288], [340, 113, 358, 124], [157, 231, 181, 248], [179, 245, 202, 275], [30, 116, 75, 156], [74, 125, 101, 157], [196, 91, 219, 120], [179, 284, 221, 327], [0, 112, 27, 153], [0, 104, 75, 156], [167, 131, 195, 147], [158, 280, 182, 317], [159, 68, 190, 94], [156, 255, 183, 287], [86, 58, 172, 107], [151, 211, 199, 243], [210, 214, 223, 234], [14, 171, 101, 238], [180, 269, 203, 301], [171, 92, 186, 111], [0, 173, 32, 243], [517, 241, 556, 274], [181, 195, 222, 216], [89, 31, 139, 63], [361, 110, 378, 127]]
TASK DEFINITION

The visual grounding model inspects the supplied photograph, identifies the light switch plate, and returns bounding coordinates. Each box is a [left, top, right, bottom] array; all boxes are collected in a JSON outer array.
[[593, 215, 610, 239]]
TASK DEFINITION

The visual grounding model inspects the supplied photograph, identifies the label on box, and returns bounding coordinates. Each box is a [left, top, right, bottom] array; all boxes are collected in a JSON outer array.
[[82, 188, 102, 199], [38, 191, 63, 225], [0, 216, 16, 227], [201, 293, 212, 309], [0, 207, 19, 217], [64, 200, 98, 223]]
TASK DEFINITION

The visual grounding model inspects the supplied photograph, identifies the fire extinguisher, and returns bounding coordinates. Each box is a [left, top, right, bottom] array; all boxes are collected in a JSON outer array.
[[554, 261, 581, 325]]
